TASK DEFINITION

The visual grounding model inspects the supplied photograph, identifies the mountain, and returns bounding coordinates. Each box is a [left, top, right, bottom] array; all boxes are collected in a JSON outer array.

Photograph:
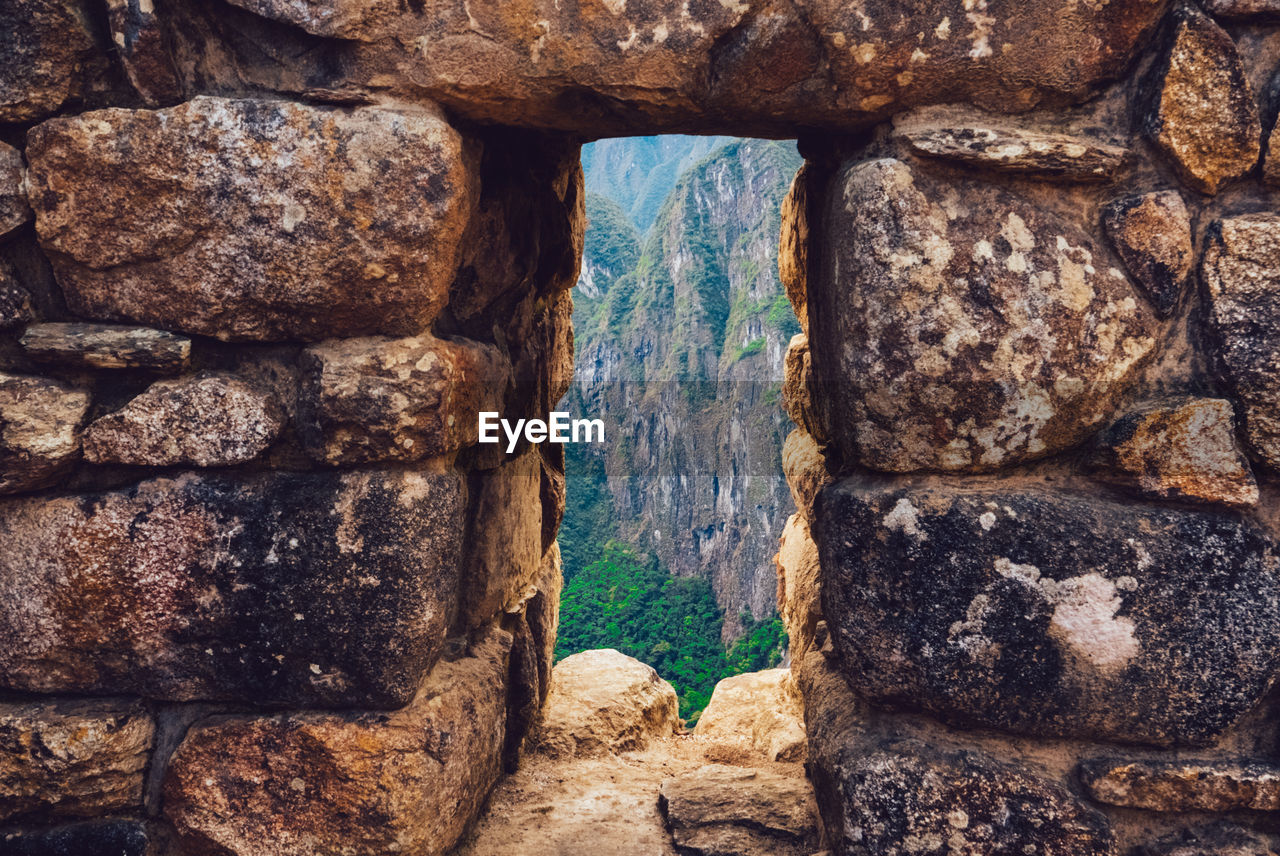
[[563, 137, 802, 642]]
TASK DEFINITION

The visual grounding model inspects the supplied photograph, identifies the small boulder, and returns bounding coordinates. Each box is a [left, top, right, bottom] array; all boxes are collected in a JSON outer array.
[[1087, 397, 1258, 508], [84, 374, 283, 467], [534, 649, 680, 758], [0, 699, 154, 823], [1202, 214, 1280, 469], [900, 124, 1127, 180], [0, 142, 31, 238], [659, 765, 819, 856], [0, 373, 89, 495], [20, 323, 190, 373], [695, 670, 806, 763], [1103, 191, 1194, 317], [1079, 758, 1280, 811], [1145, 5, 1261, 194]]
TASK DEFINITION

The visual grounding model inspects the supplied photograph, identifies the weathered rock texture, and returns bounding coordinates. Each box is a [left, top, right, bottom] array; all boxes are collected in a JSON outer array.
[[83, 374, 283, 466], [1103, 191, 1194, 317], [165, 628, 511, 856], [26, 97, 477, 341], [0, 469, 464, 707], [694, 669, 806, 763], [0, 143, 31, 238], [817, 483, 1280, 745], [811, 158, 1157, 473], [0, 373, 88, 494], [659, 765, 819, 856], [534, 649, 680, 758], [1136, 822, 1280, 856], [0, 0, 101, 122], [1080, 759, 1280, 811], [19, 323, 191, 372], [899, 124, 1128, 180], [0, 699, 153, 823]]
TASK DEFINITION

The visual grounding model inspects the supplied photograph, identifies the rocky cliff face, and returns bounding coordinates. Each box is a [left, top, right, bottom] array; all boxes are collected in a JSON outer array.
[[568, 137, 802, 640]]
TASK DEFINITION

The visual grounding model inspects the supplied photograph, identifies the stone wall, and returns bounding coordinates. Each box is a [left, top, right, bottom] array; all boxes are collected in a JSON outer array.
[[3, 0, 1280, 854]]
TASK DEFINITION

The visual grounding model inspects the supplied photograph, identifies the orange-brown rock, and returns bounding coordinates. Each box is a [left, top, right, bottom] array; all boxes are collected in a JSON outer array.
[[0, 142, 30, 238], [659, 765, 819, 856], [781, 429, 831, 522], [782, 334, 823, 444], [299, 333, 509, 465], [778, 164, 812, 332], [212, 0, 1169, 136], [1103, 190, 1194, 317], [1145, 5, 1261, 195], [105, 0, 182, 105], [534, 649, 680, 758], [0, 468, 464, 707], [0, 372, 89, 495], [811, 157, 1157, 473], [695, 669, 806, 762], [1088, 398, 1258, 507], [84, 374, 284, 467], [0, 699, 153, 823], [0, 0, 100, 122], [776, 513, 822, 660], [1204, 0, 1280, 18], [164, 628, 512, 856], [1080, 758, 1280, 811], [1269, 119, 1280, 186], [25, 97, 477, 341]]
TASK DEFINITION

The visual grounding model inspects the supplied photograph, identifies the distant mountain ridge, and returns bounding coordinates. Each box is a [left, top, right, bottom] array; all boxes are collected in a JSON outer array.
[[564, 136, 802, 642]]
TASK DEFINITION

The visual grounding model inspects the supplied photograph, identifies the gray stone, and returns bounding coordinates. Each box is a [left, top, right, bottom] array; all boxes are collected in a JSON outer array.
[[1087, 397, 1258, 508], [1202, 214, 1280, 470], [299, 333, 508, 465], [1079, 758, 1280, 811], [0, 699, 153, 823], [818, 738, 1112, 856], [0, 373, 89, 495], [0, 0, 99, 123], [0, 820, 150, 856], [1135, 822, 1278, 856], [20, 323, 191, 373], [1145, 5, 1261, 194], [816, 482, 1280, 745], [1204, 0, 1280, 20], [0, 468, 464, 708], [810, 157, 1157, 473], [659, 765, 819, 856], [900, 125, 1127, 180], [0, 142, 31, 238], [84, 374, 283, 467], [1103, 191, 1194, 317], [26, 97, 478, 342]]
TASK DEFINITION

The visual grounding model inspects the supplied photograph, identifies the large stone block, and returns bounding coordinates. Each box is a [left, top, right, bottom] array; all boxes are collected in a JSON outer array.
[[1203, 214, 1280, 470], [811, 158, 1157, 473], [26, 97, 477, 342], [299, 333, 508, 465], [0, 699, 153, 823], [816, 482, 1280, 745], [0, 468, 464, 708], [165, 628, 511, 856]]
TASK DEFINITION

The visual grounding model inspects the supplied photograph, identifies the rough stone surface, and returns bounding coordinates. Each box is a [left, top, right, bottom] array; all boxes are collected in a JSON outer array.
[[0, 373, 89, 495], [221, 0, 1170, 136], [0, 264, 34, 331], [299, 333, 508, 464], [1079, 758, 1280, 811], [534, 649, 680, 758], [83, 374, 284, 467], [106, 0, 182, 105], [1103, 191, 1194, 317], [0, 699, 153, 823], [1203, 215, 1280, 470], [778, 164, 811, 333], [26, 97, 477, 341], [658, 765, 819, 856], [1088, 397, 1257, 507], [781, 429, 831, 523], [817, 738, 1112, 856], [812, 157, 1157, 473], [19, 323, 191, 373], [1204, 0, 1280, 19], [782, 334, 823, 444], [1269, 119, 1280, 186], [1145, 5, 1261, 194], [817, 482, 1280, 745], [776, 513, 823, 661], [0, 468, 464, 707], [695, 670, 806, 763], [165, 627, 511, 856], [1135, 822, 1279, 856], [0, 0, 99, 122], [900, 125, 1127, 180], [461, 450, 545, 627], [0, 820, 150, 856], [0, 143, 31, 238]]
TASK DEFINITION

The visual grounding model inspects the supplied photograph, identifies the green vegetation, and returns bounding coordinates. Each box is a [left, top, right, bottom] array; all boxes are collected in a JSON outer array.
[[555, 540, 787, 722]]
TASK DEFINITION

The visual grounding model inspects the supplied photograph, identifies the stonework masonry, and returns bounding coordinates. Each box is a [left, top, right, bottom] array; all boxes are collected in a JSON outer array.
[[2, 0, 1280, 854]]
